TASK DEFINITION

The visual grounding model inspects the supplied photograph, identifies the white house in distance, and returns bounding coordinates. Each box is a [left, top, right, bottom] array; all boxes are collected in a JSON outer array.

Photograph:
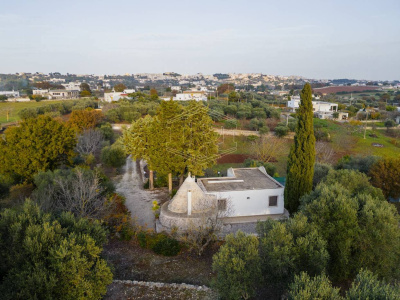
[[32, 89, 50, 96], [158, 167, 286, 232], [104, 89, 135, 102], [62, 82, 82, 90], [164, 91, 208, 101], [287, 96, 347, 119], [48, 90, 79, 99], [0, 90, 20, 98]]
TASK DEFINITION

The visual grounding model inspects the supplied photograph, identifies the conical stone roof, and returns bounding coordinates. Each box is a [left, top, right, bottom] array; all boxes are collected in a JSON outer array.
[[168, 175, 216, 214]]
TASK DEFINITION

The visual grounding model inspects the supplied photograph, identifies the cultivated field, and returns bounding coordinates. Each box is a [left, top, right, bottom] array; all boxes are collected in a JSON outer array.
[[0, 100, 77, 124]]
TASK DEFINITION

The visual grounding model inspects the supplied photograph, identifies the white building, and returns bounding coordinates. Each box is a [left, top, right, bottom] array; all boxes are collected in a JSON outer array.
[[396, 116, 400, 125], [104, 89, 135, 102], [48, 90, 79, 99], [287, 96, 339, 117], [158, 167, 286, 232], [32, 89, 49, 96], [197, 167, 285, 219], [166, 91, 207, 101], [170, 86, 181, 91], [0, 90, 20, 98], [62, 82, 82, 90]]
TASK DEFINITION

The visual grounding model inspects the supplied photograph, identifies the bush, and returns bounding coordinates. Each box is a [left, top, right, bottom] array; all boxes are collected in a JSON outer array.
[[137, 232, 181, 256], [275, 125, 289, 137], [259, 125, 270, 135], [152, 235, 181, 256], [224, 118, 238, 129], [101, 146, 126, 168], [0, 200, 112, 300]]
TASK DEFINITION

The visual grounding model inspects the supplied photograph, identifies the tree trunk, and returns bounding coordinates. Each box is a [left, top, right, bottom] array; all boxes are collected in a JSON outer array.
[[179, 174, 184, 187], [149, 170, 154, 190], [168, 173, 172, 194]]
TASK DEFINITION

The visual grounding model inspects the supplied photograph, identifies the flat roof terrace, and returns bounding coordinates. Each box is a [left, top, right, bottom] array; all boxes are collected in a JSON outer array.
[[197, 168, 283, 192]]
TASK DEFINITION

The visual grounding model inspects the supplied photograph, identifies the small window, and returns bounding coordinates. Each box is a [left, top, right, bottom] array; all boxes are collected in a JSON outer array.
[[247, 197, 250, 199], [218, 199, 227, 211], [269, 196, 278, 207]]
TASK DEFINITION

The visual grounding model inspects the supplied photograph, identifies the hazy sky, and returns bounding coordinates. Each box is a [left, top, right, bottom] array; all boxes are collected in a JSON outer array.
[[1, 0, 399, 80]]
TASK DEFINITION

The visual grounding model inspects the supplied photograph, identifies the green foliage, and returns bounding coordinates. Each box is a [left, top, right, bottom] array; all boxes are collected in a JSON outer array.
[[285, 83, 316, 214], [123, 100, 218, 178], [335, 155, 380, 174], [224, 118, 238, 129], [300, 170, 400, 281], [101, 145, 126, 168], [249, 117, 265, 130], [0, 200, 112, 300], [346, 269, 400, 299], [99, 122, 114, 141], [288, 272, 342, 300], [0, 115, 76, 182], [275, 124, 289, 137], [137, 232, 181, 256], [369, 157, 400, 200], [257, 215, 329, 292], [113, 83, 127, 92], [152, 236, 181, 256], [212, 231, 261, 300], [313, 163, 332, 188]]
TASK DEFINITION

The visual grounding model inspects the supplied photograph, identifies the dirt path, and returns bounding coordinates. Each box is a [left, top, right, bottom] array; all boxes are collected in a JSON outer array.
[[114, 156, 156, 230]]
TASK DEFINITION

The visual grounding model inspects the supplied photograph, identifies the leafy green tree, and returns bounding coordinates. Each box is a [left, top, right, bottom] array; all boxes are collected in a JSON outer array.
[[0, 116, 76, 182], [68, 108, 104, 132], [313, 163, 332, 188], [101, 145, 126, 168], [257, 215, 329, 293], [275, 124, 289, 137], [288, 272, 342, 300], [369, 157, 400, 200], [113, 83, 127, 92], [385, 119, 396, 131], [335, 155, 380, 174], [212, 231, 261, 300], [0, 200, 112, 300], [300, 170, 400, 281], [346, 269, 400, 300], [224, 118, 239, 129], [228, 91, 239, 102], [149, 88, 158, 100], [285, 83, 316, 214]]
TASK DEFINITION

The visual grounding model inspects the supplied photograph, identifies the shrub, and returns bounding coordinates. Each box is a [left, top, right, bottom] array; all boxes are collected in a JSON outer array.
[[137, 232, 181, 256], [259, 125, 270, 135], [224, 118, 238, 129], [152, 235, 181, 256], [275, 124, 289, 137], [101, 146, 126, 168]]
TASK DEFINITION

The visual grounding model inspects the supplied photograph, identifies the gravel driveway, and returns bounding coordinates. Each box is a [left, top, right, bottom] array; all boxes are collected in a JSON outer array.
[[114, 156, 156, 230]]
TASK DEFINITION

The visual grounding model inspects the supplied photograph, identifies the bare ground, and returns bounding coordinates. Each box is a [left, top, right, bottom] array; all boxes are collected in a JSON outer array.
[[114, 156, 168, 230]]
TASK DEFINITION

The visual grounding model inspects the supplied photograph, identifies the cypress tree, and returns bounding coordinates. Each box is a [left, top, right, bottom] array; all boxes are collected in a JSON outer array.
[[284, 83, 315, 214]]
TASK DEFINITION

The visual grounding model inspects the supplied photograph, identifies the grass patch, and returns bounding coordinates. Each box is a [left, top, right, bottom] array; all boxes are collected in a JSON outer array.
[[0, 100, 77, 124]]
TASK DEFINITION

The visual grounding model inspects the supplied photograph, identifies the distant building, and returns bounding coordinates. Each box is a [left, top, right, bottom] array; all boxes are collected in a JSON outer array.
[[32, 89, 49, 96], [164, 91, 207, 101], [0, 90, 20, 98], [62, 82, 82, 90], [104, 89, 135, 102], [170, 86, 181, 91], [48, 90, 79, 99], [287, 96, 346, 119]]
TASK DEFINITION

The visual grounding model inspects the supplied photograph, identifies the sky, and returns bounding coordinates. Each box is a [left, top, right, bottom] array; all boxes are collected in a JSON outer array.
[[1, 0, 399, 80]]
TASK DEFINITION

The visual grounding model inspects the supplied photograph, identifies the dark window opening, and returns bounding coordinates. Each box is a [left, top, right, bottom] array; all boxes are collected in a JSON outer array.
[[269, 196, 278, 207]]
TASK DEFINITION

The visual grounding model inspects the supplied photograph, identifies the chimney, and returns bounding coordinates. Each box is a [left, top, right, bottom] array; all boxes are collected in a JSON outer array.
[[187, 189, 192, 216]]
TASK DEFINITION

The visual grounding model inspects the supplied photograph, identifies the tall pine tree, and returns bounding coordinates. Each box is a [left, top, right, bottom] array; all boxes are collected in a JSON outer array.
[[284, 83, 315, 214]]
